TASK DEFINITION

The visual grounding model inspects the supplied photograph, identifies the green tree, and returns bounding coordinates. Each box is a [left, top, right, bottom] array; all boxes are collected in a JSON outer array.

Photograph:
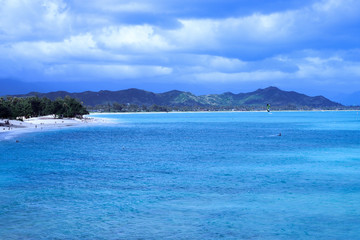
[[0, 98, 11, 118], [113, 102, 124, 112], [29, 96, 42, 117]]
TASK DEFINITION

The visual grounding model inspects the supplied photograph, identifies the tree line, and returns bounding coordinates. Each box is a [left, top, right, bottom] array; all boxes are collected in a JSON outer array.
[[87, 102, 269, 112], [0, 96, 89, 119], [87, 102, 354, 113]]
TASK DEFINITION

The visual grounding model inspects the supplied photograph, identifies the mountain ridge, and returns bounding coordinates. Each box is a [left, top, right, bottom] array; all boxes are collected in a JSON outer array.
[[6, 86, 343, 108]]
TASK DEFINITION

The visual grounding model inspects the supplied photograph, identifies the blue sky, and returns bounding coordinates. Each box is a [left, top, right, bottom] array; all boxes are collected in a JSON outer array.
[[1, 0, 360, 98]]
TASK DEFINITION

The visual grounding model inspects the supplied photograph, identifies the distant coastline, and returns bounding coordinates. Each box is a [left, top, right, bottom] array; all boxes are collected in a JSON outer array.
[[90, 109, 360, 115]]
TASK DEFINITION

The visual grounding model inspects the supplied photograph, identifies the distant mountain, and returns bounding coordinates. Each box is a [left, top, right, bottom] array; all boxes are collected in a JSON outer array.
[[7, 87, 343, 108]]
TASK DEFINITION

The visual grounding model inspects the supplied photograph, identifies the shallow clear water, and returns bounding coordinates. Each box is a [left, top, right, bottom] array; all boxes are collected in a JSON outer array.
[[1, 111, 360, 239]]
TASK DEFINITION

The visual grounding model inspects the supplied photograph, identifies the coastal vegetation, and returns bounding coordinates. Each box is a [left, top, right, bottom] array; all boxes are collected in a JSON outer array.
[[0, 96, 89, 119], [87, 102, 359, 113]]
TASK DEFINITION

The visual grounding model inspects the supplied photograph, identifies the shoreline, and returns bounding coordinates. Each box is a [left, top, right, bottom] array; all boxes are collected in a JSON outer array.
[[90, 109, 360, 115], [0, 115, 110, 141]]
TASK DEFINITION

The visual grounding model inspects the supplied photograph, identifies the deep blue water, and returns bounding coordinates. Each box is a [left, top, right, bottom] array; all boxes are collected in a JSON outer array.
[[1, 111, 360, 239]]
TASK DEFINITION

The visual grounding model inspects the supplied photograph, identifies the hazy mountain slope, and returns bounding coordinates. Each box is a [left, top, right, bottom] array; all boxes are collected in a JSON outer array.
[[7, 87, 342, 108]]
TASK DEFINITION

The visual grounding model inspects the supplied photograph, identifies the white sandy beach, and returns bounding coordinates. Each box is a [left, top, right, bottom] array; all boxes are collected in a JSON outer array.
[[0, 115, 110, 141]]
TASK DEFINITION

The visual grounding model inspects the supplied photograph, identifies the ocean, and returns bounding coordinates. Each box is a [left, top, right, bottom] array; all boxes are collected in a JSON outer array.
[[1, 111, 360, 239]]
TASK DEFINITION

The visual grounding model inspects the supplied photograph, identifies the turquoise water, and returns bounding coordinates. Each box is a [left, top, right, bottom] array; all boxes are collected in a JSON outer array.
[[1, 111, 360, 239]]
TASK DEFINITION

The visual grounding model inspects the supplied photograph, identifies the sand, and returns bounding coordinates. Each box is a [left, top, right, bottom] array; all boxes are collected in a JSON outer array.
[[0, 115, 110, 141]]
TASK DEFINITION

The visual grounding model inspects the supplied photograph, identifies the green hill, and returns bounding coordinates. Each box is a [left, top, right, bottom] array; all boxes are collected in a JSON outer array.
[[8, 86, 343, 109]]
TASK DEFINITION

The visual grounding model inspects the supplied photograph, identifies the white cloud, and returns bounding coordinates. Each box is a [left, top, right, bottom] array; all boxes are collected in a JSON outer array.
[[165, 51, 360, 92], [96, 1, 156, 13], [166, 11, 294, 50], [16, 34, 96, 57], [295, 55, 360, 80], [193, 71, 288, 83], [0, 0, 360, 94], [165, 0, 360, 52], [42, 64, 172, 80], [71, 0, 159, 13], [2, 0, 359, 55], [206, 56, 246, 72], [96, 25, 172, 52], [167, 54, 247, 73], [313, 0, 353, 13], [0, 0, 70, 41]]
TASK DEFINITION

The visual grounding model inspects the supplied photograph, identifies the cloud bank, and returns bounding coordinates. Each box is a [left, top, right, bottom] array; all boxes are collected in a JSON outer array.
[[1, 0, 360, 96]]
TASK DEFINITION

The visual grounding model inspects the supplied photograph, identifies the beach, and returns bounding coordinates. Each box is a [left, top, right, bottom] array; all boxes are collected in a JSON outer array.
[[0, 115, 109, 141]]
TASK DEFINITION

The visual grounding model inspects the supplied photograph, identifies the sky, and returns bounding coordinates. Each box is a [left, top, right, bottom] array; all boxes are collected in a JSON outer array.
[[1, 0, 360, 99]]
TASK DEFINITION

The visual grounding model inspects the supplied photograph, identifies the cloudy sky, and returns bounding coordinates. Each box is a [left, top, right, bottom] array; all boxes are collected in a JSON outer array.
[[1, 0, 360, 98]]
